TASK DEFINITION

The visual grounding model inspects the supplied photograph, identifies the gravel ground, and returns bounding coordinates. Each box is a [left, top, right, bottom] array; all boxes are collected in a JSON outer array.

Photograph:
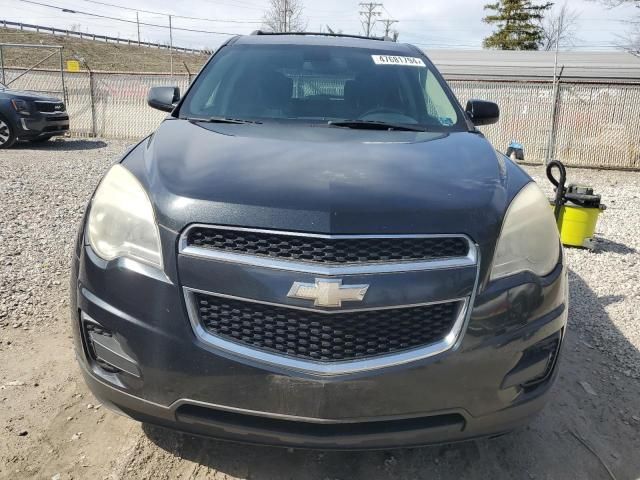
[[0, 138, 639, 479], [0, 139, 114, 329], [530, 167, 640, 381]]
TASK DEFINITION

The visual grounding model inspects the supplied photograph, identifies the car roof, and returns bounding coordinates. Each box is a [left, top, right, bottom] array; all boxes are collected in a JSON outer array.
[[232, 33, 418, 54]]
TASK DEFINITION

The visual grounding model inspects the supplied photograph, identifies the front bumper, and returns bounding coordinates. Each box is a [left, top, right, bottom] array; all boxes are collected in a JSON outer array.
[[71, 230, 568, 449], [80, 361, 557, 449], [15, 112, 69, 139]]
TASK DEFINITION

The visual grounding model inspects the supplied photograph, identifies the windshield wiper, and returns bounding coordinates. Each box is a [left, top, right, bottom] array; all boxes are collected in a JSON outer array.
[[187, 116, 262, 125], [328, 120, 425, 132]]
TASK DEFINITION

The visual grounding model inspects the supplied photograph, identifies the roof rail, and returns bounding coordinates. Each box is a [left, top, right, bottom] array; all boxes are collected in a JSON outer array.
[[250, 31, 394, 42]]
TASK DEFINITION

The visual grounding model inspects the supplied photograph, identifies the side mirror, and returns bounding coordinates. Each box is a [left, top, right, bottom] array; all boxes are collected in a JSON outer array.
[[147, 86, 180, 112], [465, 99, 499, 126]]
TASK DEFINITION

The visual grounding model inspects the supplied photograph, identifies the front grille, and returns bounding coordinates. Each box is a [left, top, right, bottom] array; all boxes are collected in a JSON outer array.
[[175, 404, 466, 440], [43, 125, 69, 132], [45, 115, 69, 122], [186, 227, 469, 265], [194, 293, 460, 362], [34, 101, 65, 113]]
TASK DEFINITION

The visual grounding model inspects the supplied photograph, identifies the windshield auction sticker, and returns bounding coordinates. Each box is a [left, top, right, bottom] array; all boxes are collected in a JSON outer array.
[[371, 55, 426, 67]]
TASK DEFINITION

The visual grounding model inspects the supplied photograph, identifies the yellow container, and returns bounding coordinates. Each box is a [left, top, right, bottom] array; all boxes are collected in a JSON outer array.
[[67, 60, 81, 72], [551, 203, 602, 249]]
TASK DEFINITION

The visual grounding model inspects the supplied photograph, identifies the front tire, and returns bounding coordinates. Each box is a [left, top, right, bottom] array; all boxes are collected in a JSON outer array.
[[0, 115, 16, 149]]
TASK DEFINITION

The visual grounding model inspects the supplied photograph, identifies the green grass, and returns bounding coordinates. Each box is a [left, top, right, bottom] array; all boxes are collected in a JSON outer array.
[[0, 27, 209, 73]]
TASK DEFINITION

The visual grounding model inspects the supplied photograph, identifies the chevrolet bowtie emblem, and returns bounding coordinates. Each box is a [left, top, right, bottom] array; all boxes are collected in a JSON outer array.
[[287, 279, 369, 308]]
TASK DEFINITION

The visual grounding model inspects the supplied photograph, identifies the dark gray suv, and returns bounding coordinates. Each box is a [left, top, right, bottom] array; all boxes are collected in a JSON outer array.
[[70, 33, 567, 449], [0, 81, 69, 148]]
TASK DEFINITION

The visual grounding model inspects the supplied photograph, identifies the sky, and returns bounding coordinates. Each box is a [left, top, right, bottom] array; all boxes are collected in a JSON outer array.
[[1, 0, 638, 51]]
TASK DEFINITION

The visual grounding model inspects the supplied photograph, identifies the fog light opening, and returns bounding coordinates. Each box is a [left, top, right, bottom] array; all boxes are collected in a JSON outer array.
[[81, 314, 121, 373], [80, 312, 141, 378], [502, 330, 563, 391]]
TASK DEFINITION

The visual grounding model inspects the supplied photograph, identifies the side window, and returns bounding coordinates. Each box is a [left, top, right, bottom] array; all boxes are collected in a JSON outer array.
[[423, 70, 457, 126]]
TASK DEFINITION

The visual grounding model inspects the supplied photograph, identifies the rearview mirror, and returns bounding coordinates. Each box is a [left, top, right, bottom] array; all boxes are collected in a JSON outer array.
[[147, 86, 180, 112], [465, 99, 499, 126]]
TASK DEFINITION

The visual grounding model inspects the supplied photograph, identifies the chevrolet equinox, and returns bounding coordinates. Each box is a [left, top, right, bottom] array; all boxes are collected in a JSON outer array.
[[70, 32, 568, 449]]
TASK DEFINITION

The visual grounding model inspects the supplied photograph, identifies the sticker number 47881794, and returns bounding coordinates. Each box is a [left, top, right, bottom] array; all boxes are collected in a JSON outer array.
[[371, 55, 426, 67]]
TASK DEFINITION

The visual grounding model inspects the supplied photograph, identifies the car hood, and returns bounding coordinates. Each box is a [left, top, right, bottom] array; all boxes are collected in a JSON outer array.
[[0, 89, 61, 102], [126, 119, 527, 252]]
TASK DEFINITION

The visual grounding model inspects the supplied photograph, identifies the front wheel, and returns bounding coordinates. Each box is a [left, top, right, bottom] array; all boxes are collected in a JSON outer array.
[[0, 116, 17, 149]]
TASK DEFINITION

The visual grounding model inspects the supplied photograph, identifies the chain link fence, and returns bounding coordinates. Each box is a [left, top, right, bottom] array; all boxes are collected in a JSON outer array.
[[4, 68, 640, 169], [453, 80, 640, 169]]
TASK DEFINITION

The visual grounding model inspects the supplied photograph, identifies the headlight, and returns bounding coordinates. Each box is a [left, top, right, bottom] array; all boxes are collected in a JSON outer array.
[[490, 182, 559, 280], [11, 99, 31, 115], [87, 164, 163, 269]]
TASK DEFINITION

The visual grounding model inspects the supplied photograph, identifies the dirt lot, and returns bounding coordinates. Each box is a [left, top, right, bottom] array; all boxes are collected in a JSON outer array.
[[1, 139, 639, 480]]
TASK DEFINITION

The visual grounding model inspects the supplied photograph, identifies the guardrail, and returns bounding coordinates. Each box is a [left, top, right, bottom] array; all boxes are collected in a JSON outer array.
[[0, 20, 205, 54]]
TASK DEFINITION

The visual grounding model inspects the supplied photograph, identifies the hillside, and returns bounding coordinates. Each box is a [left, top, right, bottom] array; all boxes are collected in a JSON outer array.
[[0, 26, 209, 73]]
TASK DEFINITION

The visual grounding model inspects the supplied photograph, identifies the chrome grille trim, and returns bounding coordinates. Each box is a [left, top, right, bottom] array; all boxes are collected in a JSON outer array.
[[180, 225, 481, 375], [184, 288, 475, 376], [179, 224, 477, 275], [186, 288, 467, 315]]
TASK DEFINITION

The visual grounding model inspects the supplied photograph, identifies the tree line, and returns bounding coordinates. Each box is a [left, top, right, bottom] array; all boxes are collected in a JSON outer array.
[[261, 0, 639, 53]]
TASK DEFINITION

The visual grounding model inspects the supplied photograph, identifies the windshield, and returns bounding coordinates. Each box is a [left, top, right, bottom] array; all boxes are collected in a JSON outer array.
[[179, 43, 466, 131]]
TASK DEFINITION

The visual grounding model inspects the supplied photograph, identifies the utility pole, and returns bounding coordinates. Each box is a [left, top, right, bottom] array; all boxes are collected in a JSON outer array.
[[136, 11, 140, 45], [380, 18, 398, 38], [359, 3, 382, 37], [545, 26, 561, 165], [168, 14, 173, 76], [283, 0, 287, 32], [282, 0, 292, 32]]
